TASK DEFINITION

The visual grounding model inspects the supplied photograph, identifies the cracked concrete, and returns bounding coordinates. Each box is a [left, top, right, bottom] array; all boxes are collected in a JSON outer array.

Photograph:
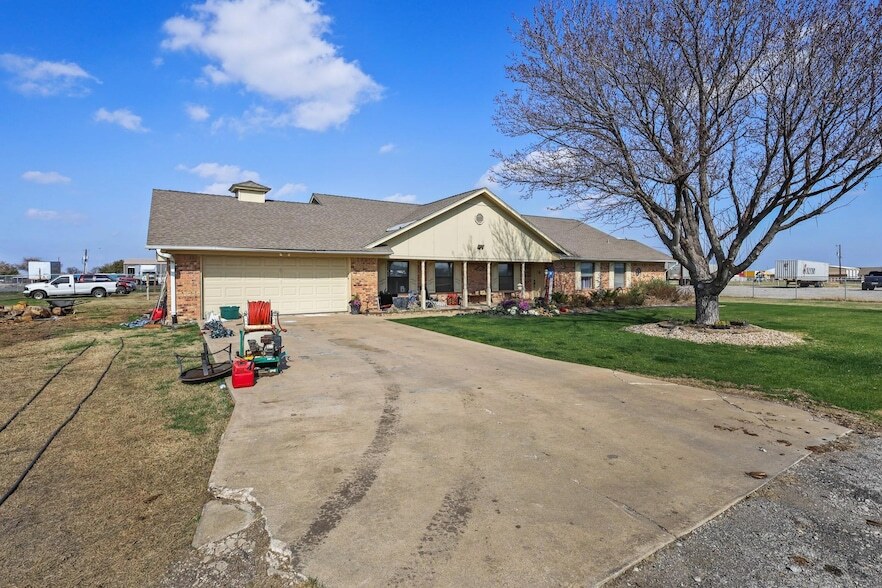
[[198, 315, 848, 586]]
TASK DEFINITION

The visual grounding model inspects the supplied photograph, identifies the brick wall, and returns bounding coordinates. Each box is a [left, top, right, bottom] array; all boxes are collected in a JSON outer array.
[[552, 261, 667, 296], [174, 254, 202, 322], [552, 260, 576, 295], [464, 262, 487, 305], [630, 261, 667, 283], [600, 262, 612, 289], [351, 257, 378, 312]]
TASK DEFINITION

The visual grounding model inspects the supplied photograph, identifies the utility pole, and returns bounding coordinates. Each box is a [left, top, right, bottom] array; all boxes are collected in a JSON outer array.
[[837, 244, 845, 300], [82, 249, 88, 274]]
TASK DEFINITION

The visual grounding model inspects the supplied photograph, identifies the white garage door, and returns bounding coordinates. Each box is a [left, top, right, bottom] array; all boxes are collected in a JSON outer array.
[[202, 255, 349, 316]]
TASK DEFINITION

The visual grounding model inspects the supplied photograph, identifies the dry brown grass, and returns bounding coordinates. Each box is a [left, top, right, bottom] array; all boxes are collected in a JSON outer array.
[[0, 293, 233, 587]]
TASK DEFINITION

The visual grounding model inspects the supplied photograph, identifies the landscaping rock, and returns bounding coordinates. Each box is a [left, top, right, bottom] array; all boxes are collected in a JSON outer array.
[[625, 322, 804, 347]]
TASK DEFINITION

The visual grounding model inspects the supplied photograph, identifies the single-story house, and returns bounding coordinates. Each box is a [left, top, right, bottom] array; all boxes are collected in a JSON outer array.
[[146, 182, 671, 321]]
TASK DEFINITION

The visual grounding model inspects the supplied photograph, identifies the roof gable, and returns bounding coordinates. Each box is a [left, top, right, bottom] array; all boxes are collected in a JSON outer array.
[[365, 188, 568, 254]]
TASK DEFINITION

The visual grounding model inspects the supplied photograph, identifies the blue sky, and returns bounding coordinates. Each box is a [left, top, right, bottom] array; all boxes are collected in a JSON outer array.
[[1, 0, 879, 271]]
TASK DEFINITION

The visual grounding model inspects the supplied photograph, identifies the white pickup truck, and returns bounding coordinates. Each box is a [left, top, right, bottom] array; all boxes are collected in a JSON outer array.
[[25, 274, 118, 300]]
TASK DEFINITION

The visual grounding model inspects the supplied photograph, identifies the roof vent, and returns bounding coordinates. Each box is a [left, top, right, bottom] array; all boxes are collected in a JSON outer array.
[[229, 180, 271, 203]]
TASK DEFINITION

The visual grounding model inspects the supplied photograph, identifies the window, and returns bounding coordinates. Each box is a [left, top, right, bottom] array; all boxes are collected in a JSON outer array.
[[614, 262, 626, 288], [50, 276, 68, 286], [435, 262, 454, 292], [580, 262, 595, 289], [498, 263, 514, 291], [388, 261, 409, 294]]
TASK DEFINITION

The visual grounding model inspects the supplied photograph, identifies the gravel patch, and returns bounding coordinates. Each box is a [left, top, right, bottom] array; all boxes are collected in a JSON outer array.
[[609, 433, 882, 588], [625, 322, 804, 346]]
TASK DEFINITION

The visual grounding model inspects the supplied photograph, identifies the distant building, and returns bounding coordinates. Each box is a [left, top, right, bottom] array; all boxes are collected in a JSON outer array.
[[123, 258, 166, 280], [666, 262, 718, 284], [828, 264, 860, 281], [860, 266, 882, 277]]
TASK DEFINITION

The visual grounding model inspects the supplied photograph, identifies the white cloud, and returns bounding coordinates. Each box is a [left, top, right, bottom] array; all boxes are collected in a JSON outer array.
[[161, 0, 382, 131], [475, 162, 504, 190], [152, 56, 164, 68], [378, 143, 395, 154], [21, 170, 71, 184], [94, 107, 148, 132], [276, 182, 307, 196], [25, 208, 85, 223], [177, 162, 261, 194], [0, 53, 98, 96], [383, 193, 419, 204], [185, 103, 211, 121], [476, 150, 578, 191]]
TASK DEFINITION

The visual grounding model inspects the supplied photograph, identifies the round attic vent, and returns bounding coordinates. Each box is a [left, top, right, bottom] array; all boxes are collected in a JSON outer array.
[[475, 213, 485, 225]]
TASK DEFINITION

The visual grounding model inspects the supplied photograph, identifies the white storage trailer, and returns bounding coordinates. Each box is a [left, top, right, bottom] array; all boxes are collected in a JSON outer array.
[[28, 261, 60, 281], [775, 259, 829, 287]]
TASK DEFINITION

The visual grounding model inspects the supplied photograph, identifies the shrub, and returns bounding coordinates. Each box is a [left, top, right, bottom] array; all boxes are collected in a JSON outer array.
[[631, 278, 682, 302], [617, 288, 646, 307], [590, 288, 619, 307], [570, 293, 590, 307], [551, 291, 567, 304], [518, 299, 532, 312]]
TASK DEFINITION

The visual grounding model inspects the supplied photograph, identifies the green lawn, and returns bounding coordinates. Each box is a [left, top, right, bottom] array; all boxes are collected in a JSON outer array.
[[399, 301, 882, 415]]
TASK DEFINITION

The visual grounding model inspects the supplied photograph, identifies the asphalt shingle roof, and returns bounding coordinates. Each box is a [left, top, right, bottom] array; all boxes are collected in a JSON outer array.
[[524, 215, 671, 262], [147, 188, 669, 262]]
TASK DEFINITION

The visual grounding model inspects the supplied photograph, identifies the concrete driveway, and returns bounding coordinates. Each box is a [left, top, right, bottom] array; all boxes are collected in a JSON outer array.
[[203, 315, 847, 586]]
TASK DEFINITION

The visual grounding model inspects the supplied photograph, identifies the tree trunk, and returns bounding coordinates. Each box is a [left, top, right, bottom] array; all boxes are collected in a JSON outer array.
[[693, 283, 721, 325]]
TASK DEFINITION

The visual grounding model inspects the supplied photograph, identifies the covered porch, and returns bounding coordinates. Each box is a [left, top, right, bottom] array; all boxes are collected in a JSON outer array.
[[377, 259, 550, 311]]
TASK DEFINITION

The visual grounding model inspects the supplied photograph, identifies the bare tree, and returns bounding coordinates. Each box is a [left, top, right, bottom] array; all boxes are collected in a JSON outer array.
[[495, 0, 882, 323], [16, 257, 42, 270], [0, 261, 19, 276]]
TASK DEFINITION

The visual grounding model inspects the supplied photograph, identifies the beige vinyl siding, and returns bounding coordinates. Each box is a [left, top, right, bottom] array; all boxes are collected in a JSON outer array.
[[386, 196, 558, 262]]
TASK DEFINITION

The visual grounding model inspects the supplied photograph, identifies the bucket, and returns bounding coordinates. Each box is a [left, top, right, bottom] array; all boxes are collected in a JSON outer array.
[[220, 305, 240, 320]]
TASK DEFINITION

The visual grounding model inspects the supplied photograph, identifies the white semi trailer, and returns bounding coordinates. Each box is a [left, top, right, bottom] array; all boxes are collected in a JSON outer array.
[[775, 259, 829, 287]]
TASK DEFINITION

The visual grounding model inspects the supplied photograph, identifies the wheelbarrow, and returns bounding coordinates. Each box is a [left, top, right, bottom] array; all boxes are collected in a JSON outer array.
[[176, 342, 233, 384], [47, 298, 88, 315]]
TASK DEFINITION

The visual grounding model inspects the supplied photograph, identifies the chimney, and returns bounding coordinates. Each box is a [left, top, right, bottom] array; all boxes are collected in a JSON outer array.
[[229, 181, 271, 203]]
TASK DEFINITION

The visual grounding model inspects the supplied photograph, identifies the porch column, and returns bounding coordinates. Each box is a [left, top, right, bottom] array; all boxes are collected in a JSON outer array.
[[420, 260, 427, 310], [486, 261, 492, 306], [462, 261, 468, 308], [521, 261, 526, 298]]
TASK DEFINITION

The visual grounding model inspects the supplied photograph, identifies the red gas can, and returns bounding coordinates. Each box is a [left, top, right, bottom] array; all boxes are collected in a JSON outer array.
[[231, 359, 255, 388]]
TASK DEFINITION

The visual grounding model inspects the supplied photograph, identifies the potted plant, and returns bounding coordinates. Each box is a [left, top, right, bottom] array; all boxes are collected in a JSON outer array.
[[349, 295, 362, 314]]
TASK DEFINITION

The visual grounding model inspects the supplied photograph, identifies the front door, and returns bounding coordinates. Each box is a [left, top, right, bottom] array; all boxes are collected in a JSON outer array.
[[530, 264, 548, 298]]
